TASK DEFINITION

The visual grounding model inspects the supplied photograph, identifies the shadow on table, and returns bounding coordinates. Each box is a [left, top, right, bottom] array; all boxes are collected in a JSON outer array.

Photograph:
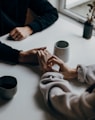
[[34, 87, 56, 120], [29, 66, 56, 120], [0, 97, 12, 107], [23, 65, 57, 120]]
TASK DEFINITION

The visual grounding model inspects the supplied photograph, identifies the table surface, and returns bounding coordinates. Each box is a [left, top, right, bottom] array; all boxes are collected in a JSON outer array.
[[0, 14, 95, 120]]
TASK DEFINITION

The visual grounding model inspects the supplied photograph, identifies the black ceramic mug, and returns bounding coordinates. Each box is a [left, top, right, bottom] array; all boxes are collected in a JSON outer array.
[[0, 76, 17, 100]]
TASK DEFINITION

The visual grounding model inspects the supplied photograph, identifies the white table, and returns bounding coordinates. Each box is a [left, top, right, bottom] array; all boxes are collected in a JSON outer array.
[[0, 14, 95, 120]]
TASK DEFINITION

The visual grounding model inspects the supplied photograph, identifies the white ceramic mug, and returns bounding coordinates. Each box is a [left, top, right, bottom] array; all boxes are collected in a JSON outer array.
[[53, 40, 69, 62]]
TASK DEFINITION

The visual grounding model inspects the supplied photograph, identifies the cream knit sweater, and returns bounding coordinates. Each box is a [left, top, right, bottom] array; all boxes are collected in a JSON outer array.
[[40, 64, 95, 120]]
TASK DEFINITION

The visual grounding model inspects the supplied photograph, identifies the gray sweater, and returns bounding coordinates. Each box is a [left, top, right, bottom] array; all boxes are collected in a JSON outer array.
[[40, 64, 95, 120]]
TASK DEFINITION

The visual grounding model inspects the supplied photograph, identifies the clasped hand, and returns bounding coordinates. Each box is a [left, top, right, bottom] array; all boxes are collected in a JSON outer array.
[[9, 26, 33, 41], [37, 50, 77, 80]]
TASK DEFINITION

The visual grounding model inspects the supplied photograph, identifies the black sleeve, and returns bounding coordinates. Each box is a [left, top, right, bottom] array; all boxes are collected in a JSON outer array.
[[0, 41, 20, 63], [28, 0, 58, 33]]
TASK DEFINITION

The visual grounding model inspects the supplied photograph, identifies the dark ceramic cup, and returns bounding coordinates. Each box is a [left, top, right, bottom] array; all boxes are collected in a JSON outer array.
[[0, 76, 17, 100]]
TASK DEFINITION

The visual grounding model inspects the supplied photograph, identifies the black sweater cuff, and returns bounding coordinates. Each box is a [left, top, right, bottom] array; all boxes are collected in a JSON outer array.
[[0, 42, 20, 63]]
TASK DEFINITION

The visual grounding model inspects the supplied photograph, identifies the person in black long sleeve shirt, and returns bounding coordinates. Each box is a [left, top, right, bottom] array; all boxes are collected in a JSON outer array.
[[0, 0, 58, 40], [0, 41, 46, 64]]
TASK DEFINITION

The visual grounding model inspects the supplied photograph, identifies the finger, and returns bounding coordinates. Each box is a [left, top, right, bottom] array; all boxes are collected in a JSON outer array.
[[37, 50, 47, 63], [48, 58, 58, 63], [35, 47, 47, 51], [43, 50, 48, 56], [15, 34, 23, 41], [39, 50, 47, 63], [47, 62, 54, 68], [12, 34, 19, 40], [48, 55, 61, 64], [10, 31, 19, 40], [52, 55, 61, 61], [39, 47, 47, 50], [47, 58, 61, 68], [44, 49, 50, 53], [37, 51, 42, 65], [44, 49, 52, 56], [47, 56, 56, 63], [37, 51, 41, 58], [10, 28, 16, 36], [37, 51, 47, 70], [33, 47, 46, 54], [37, 50, 45, 62], [48, 56, 55, 61]]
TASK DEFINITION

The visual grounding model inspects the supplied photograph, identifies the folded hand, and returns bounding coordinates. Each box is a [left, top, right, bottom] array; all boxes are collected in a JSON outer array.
[[19, 47, 46, 65], [9, 26, 33, 41]]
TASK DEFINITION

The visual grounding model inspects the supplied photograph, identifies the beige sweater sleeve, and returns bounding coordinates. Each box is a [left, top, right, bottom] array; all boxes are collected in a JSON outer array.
[[40, 71, 95, 120], [77, 64, 95, 85]]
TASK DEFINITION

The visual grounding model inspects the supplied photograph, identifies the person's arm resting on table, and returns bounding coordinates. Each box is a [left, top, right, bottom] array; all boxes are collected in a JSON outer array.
[[9, 0, 58, 41], [0, 41, 46, 64], [27, 0, 58, 34], [37, 51, 95, 120]]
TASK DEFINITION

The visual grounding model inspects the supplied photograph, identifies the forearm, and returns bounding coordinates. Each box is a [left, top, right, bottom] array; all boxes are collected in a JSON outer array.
[[63, 63, 95, 84], [62, 68, 78, 80], [28, 0, 58, 33], [0, 41, 20, 63], [40, 72, 95, 119], [28, 10, 58, 33], [0, 42, 36, 64]]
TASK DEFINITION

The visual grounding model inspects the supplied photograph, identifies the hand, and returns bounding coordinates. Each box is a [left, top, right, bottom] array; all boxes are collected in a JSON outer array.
[[19, 47, 46, 65], [37, 49, 52, 72], [47, 56, 77, 80], [9, 26, 33, 41]]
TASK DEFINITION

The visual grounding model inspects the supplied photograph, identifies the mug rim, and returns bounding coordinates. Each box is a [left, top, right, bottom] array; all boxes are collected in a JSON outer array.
[[0, 76, 17, 90], [55, 40, 69, 49]]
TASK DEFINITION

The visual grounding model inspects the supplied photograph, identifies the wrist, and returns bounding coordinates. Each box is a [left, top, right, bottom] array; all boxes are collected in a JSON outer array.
[[62, 68, 78, 80], [18, 50, 39, 65], [18, 51, 26, 63], [70, 68, 78, 79], [25, 26, 33, 35]]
